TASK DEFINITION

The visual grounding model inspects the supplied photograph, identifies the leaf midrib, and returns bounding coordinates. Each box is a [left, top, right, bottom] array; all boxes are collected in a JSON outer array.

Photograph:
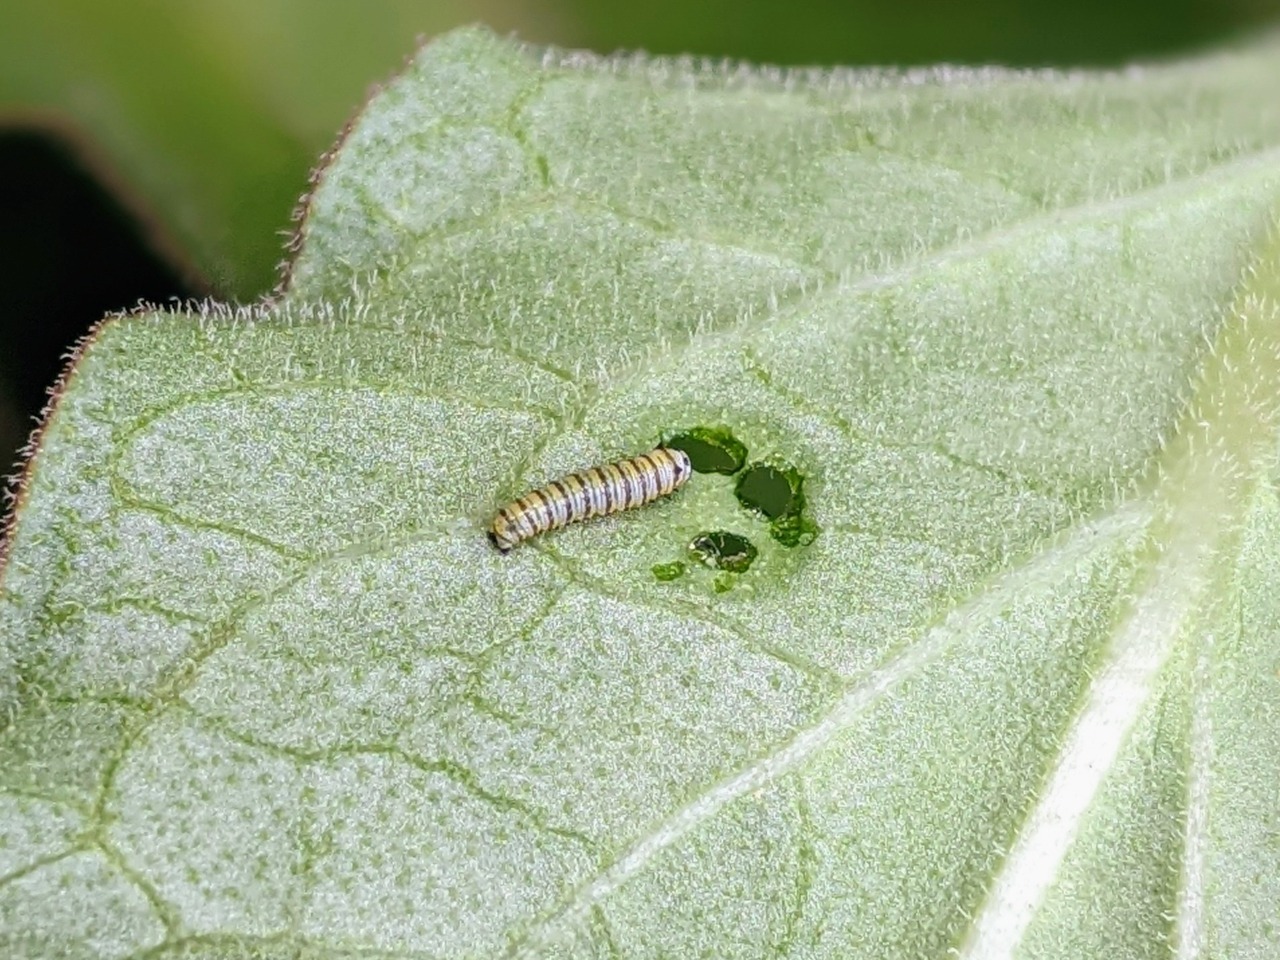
[[961, 222, 1280, 959]]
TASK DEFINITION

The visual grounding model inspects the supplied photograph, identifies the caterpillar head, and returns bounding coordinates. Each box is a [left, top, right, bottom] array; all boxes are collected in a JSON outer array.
[[487, 515, 519, 553], [668, 447, 693, 487]]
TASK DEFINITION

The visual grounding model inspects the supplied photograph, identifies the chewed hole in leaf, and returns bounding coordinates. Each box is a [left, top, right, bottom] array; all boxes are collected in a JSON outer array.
[[688, 530, 758, 573], [665, 425, 748, 475], [735, 463, 795, 518], [735, 458, 820, 548]]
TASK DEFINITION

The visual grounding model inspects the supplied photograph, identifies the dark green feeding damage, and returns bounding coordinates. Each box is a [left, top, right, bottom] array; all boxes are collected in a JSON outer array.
[[665, 426, 748, 475], [735, 458, 819, 548], [688, 530, 758, 574], [653, 431, 816, 586], [735, 463, 795, 517], [768, 511, 820, 548], [651, 560, 687, 582]]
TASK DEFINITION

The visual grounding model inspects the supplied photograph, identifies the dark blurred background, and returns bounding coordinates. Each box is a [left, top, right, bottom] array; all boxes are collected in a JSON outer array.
[[3, 0, 1279, 479]]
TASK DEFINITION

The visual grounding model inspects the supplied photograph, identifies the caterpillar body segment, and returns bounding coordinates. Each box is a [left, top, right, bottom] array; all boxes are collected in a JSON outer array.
[[489, 447, 693, 552]]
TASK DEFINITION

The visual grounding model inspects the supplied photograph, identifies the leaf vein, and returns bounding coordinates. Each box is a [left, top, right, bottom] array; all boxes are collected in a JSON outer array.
[[508, 500, 1150, 956]]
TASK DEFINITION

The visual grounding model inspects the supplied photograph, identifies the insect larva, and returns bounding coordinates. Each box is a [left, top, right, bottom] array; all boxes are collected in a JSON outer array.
[[489, 447, 693, 552]]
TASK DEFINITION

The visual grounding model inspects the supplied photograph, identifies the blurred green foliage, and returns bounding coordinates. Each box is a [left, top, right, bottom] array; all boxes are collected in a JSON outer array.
[[560, 0, 1279, 67], [1, 0, 1278, 475]]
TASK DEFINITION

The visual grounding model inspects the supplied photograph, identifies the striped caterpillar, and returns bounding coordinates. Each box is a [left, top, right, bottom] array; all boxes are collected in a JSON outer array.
[[489, 447, 692, 552]]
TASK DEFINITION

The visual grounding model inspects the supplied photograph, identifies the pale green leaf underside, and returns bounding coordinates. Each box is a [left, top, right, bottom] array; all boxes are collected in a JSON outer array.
[[4, 27, 1280, 960]]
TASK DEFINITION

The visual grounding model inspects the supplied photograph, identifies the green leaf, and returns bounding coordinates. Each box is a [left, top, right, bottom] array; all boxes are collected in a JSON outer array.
[[0, 0, 481, 297], [4, 26, 1280, 959]]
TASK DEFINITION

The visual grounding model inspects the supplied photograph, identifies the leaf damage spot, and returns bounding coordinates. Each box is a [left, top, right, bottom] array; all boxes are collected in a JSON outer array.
[[651, 560, 688, 582], [734, 458, 819, 547], [688, 530, 758, 574], [665, 425, 748, 475]]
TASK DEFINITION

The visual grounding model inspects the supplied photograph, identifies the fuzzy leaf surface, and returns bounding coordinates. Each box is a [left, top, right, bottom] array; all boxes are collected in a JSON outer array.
[[4, 28, 1280, 960]]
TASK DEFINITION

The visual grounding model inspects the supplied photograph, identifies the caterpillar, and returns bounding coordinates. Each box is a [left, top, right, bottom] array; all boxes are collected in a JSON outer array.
[[489, 447, 693, 552]]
